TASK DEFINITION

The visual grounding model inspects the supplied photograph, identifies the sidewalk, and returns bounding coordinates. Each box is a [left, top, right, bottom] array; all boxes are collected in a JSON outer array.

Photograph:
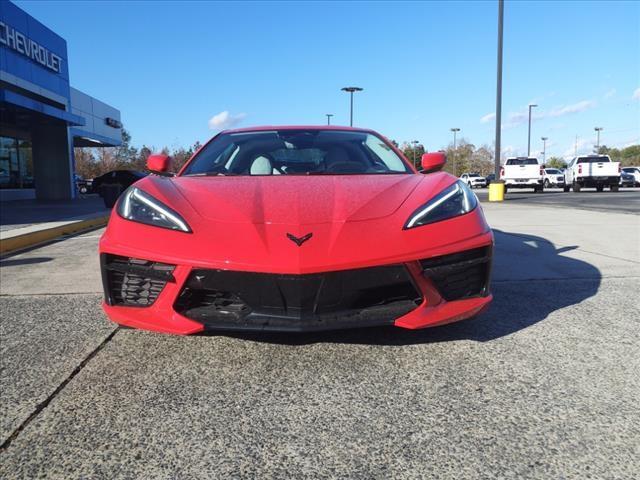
[[0, 196, 110, 254]]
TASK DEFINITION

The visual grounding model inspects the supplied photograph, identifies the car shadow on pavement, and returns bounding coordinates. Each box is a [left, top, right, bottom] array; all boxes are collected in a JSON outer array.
[[205, 229, 601, 346], [0, 256, 53, 267]]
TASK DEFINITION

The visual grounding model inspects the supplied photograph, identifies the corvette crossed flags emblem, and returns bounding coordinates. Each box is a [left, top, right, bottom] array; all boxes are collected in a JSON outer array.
[[287, 232, 313, 246]]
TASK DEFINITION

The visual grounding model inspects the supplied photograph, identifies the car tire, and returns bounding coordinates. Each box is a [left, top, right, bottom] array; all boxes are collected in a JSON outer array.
[[596, 185, 604, 192], [544, 179, 550, 188], [563, 185, 570, 192], [611, 184, 619, 192], [572, 181, 581, 192]]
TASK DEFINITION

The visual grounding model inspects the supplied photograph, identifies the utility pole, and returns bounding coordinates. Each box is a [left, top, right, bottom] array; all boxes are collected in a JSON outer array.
[[594, 127, 603, 151], [527, 103, 537, 157], [411, 140, 420, 167], [494, 0, 504, 180], [341, 87, 363, 126], [541, 136, 548, 164], [451, 128, 460, 176], [326, 114, 333, 125]]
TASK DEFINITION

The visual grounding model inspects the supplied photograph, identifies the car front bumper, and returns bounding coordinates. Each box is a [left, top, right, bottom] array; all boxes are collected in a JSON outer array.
[[100, 238, 493, 334]]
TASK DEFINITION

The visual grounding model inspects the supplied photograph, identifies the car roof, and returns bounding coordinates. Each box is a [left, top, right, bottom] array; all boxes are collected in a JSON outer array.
[[220, 125, 378, 135]]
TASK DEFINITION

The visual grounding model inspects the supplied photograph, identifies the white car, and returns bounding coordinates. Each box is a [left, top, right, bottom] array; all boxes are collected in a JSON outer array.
[[621, 167, 640, 186], [460, 173, 487, 189], [543, 168, 565, 188], [563, 155, 620, 192], [500, 157, 544, 193]]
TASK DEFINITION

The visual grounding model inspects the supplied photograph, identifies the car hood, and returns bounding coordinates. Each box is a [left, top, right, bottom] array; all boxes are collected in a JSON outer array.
[[165, 174, 424, 225]]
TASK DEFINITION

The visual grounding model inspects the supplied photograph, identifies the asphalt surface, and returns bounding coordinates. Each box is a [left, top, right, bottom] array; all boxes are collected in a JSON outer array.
[[475, 186, 640, 214], [1, 201, 639, 478]]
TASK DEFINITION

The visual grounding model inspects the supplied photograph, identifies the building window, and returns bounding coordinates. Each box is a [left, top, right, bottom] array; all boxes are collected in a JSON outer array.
[[0, 136, 34, 189]]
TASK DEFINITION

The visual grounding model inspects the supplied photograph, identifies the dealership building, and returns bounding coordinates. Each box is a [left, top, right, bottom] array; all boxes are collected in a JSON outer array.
[[0, 0, 121, 202]]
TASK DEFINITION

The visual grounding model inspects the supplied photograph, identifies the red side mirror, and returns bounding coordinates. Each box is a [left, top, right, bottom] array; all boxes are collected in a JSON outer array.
[[421, 152, 446, 173], [146, 154, 173, 175]]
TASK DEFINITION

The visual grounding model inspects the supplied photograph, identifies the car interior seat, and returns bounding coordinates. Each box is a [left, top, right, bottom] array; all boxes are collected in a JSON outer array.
[[250, 155, 274, 175]]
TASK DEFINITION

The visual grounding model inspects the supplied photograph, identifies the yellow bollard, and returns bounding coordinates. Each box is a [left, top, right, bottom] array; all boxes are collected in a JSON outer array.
[[488, 182, 505, 202]]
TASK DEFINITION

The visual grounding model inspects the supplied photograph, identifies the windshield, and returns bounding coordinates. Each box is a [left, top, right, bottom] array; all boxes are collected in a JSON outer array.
[[182, 129, 411, 176], [623, 167, 639, 173], [506, 158, 538, 165], [577, 156, 610, 163], [545, 169, 560, 174]]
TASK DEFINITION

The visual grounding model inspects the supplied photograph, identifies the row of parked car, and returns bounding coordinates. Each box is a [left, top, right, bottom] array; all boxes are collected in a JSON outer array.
[[459, 155, 639, 193]]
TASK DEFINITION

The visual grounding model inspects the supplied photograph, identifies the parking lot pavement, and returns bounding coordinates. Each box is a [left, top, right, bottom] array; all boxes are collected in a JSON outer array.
[[476, 187, 640, 214], [1, 204, 639, 478]]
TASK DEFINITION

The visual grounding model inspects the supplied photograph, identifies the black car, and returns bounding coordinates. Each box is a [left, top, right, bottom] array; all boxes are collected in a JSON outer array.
[[92, 170, 147, 208], [620, 171, 635, 188]]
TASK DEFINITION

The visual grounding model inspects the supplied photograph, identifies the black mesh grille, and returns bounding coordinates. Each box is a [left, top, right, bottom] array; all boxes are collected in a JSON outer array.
[[102, 254, 175, 307], [420, 247, 492, 301], [174, 265, 421, 331]]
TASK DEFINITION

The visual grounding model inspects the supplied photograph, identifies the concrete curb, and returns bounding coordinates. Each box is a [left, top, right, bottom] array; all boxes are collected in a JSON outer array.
[[0, 215, 109, 255]]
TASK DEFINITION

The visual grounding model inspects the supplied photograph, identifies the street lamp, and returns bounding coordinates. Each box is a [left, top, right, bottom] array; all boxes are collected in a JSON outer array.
[[594, 127, 603, 151], [527, 104, 537, 157], [451, 128, 461, 176], [494, 0, 504, 180], [541, 136, 548, 164], [341, 87, 363, 126], [326, 114, 334, 125], [411, 140, 420, 166]]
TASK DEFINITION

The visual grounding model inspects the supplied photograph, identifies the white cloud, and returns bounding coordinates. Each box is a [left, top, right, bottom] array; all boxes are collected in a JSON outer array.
[[603, 88, 616, 99], [480, 112, 496, 124], [208, 111, 247, 130], [547, 100, 596, 118], [632, 88, 640, 101], [502, 111, 530, 129]]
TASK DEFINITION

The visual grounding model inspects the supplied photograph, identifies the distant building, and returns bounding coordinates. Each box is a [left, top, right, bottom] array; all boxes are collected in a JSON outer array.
[[1, 0, 121, 201]]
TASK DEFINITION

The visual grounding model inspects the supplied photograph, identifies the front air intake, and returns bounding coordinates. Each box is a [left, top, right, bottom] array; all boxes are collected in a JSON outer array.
[[419, 246, 492, 301], [101, 254, 175, 307]]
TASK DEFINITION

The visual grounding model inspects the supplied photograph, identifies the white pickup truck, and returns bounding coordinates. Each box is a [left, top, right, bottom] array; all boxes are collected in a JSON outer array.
[[563, 155, 620, 192], [500, 157, 544, 193]]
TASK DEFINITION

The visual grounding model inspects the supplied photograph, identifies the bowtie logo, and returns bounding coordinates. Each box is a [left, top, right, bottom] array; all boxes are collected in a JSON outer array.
[[287, 232, 313, 247]]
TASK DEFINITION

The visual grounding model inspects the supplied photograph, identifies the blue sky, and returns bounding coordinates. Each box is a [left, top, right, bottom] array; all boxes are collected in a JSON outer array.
[[15, 0, 640, 159]]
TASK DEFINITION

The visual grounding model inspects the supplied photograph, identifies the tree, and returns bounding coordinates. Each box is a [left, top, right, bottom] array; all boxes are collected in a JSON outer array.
[[74, 147, 99, 179], [545, 157, 567, 169], [400, 142, 425, 169], [114, 128, 138, 166], [599, 145, 640, 167]]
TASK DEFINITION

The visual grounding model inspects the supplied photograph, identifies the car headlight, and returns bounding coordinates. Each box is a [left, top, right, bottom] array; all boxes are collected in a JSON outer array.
[[404, 180, 478, 229], [117, 187, 192, 233]]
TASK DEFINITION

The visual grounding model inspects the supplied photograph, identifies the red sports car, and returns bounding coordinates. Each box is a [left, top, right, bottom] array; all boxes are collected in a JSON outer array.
[[99, 126, 492, 334]]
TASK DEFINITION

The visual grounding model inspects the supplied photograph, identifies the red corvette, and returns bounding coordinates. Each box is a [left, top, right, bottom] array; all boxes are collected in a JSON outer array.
[[99, 126, 493, 334]]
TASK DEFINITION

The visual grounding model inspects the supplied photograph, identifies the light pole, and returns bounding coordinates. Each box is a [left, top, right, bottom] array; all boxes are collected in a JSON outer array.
[[411, 140, 420, 167], [527, 103, 537, 157], [451, 128, 460, 176], [594, 127, 603, 151], [341, 87, 363, 126], [541, 136, 548, 164], [494, 0, 504, 180], [326, 114, 333, 125]]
